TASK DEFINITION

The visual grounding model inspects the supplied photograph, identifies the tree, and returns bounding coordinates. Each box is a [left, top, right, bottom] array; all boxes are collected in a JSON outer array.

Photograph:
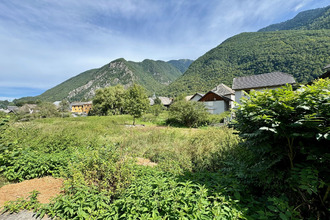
[[59, 99, 70, 111], [90, 85, 126, 116], [36, 102, 59, 118], [168, 99, 209, 127], [154, 97, 162, 105], [125, 84, 149, 125]]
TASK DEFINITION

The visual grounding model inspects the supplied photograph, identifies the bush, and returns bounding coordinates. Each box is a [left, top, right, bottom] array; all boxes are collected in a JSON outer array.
[[40, 145, 135, 219], [231, 78, 330, 218], [167, 99, 209, 127]]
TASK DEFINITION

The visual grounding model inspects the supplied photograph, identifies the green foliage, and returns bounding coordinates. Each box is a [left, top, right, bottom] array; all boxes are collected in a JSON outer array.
[[106, 167, 245, 219], [163, 30, 330, 96], [259, 5, 330, 31], [40, 145, 135, 219], [2, 190, 41, 214], [90, 84, 126, 116], [125, 84, 150, 125], [168, 99, 209, 127], [59, 99, 70, 112], [150, 104, 164, 116], [232, 78, 330, 218], [167, 59, 194, 73], [0, 100, 11, 109]]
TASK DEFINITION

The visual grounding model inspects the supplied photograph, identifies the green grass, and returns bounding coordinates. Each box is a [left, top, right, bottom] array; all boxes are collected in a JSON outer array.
[[1, 114, 296, 219]]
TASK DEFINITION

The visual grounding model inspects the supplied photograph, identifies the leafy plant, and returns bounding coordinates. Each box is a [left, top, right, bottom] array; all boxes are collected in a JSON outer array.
[[232, 78, 330, 218], [167, 98, 209, 127], [1, 190, 41, 214]]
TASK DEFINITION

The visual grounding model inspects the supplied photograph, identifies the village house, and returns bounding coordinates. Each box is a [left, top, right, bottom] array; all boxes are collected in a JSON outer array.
[[149, 96, 173, 108], [6, 106, 19, 114], [232, 72, 296, 105], [198, 84, 234, 114], [71, 101, 92, 114]]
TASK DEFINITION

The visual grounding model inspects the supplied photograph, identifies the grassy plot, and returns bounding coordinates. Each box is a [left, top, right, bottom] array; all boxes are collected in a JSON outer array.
[[0, 114, 300, 219]]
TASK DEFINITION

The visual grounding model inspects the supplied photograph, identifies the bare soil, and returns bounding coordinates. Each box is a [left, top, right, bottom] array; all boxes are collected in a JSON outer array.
[[0, 177, 63, 208]]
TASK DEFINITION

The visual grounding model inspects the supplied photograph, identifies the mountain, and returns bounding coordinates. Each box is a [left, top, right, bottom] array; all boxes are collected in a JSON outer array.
[[259, 5, 330, 31], [26, 58, 187, 102], [162, 6, 330, 96], [167, 59, 194, 73]]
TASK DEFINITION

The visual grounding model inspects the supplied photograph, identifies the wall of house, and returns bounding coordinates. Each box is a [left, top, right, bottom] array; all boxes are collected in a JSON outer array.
[[203, 101, 227, 114], [72, 105, 83, 113], [224, 94, 235, 109], [235, 87, 281, 105]]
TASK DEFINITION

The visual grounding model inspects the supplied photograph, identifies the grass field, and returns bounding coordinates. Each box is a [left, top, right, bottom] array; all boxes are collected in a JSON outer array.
[[0, 114, 297, 219]]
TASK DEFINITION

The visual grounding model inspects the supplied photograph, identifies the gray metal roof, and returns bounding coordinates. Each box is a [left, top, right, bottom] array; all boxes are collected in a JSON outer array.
[[189, 93, 204, 101], [324, 64, 330, 70], [211, 84, 234, 96], [232, 72, 296, 90]]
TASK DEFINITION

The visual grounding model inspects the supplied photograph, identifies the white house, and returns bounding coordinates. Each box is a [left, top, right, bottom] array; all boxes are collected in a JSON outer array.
[[198, 84, 234, 114], [232, 72, 296, 105]]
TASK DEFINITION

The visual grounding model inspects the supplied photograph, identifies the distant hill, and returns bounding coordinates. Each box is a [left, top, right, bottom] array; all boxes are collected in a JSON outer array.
[[21, 58, 188, 102], [259, 5, 330, 31], [162, 30, 330, 96], [167, 59, 194, 73]]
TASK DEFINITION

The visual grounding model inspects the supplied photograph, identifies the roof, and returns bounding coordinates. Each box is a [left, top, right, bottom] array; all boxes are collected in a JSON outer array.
[[324, 64, 330, 70], [211, 84, 234, 96], [7, 106, 19, 111], [185, 95, 193, 101], [71, 101, 92, 106], [149, 97, 172, 106], [158, 97, 172, 105], [232, 72, 296, 90], [188, 93, 204, 101], [199, 91, 232, 102]]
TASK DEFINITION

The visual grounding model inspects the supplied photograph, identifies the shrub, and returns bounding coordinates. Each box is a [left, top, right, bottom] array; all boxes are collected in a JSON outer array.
[[231, 78, 330, 218], [41, 145, 135, 219], [167, 99, 209, 127]]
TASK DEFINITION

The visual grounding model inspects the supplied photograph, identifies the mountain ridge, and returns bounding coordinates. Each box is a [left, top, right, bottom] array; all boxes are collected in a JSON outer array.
[[17, 58, 193, 102]]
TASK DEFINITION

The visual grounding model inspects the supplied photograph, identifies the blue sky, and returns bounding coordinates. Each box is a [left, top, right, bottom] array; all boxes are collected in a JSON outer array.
[[0, 0, 329, 101]]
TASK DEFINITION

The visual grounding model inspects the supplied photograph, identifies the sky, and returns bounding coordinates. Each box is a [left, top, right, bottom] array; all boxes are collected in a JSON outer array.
[[0, 0, 329, 101]]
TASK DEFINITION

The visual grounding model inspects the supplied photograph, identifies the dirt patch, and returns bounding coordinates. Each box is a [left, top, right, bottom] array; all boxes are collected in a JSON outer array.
[[136, 157, 157, 167], [0, 177, 63, 208]]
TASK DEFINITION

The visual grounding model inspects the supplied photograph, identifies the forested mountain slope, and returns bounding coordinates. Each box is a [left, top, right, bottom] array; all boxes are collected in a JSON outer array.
[[162, 30, 330, 96], [28, 58, 185, 102], [167, 59, 194, 73], [259, 5, 330, 32]]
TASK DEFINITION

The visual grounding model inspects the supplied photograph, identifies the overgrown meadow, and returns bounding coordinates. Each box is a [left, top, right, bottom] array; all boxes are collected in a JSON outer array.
[[0, 79, 329, 219]]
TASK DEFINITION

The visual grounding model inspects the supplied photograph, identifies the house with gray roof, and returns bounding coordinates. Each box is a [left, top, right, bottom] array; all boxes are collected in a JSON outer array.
[[198, 83, 234, 114], [7, 106, 19, 114], [149, 96, 173, 107], [232, 72, 296, 105]]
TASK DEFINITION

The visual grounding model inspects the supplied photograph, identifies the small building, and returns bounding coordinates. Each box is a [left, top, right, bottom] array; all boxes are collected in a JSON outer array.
[[7, 106, 19, 114], [149, 96, 173, 108], [198, 84, 234, 114], [232, 72, 296, 105], [71, 101, 92, 114]]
